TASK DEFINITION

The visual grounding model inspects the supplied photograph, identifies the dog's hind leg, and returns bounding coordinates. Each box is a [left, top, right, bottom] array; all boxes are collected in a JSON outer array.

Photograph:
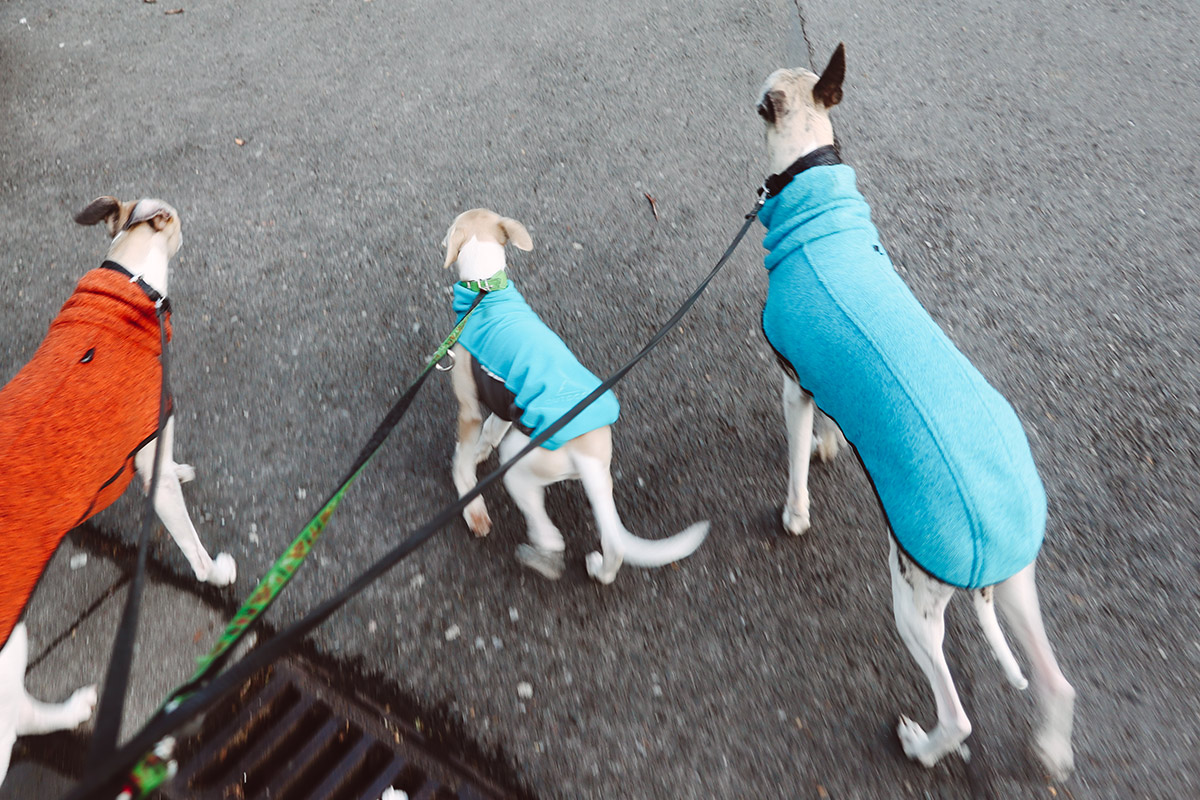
[[889, 540, 973, 768], [570, 428, 625, 584], [994, 563, 1075, 780], [135, 416, 236, 586], [781, 376, 815, 535], [499, 432, 567, 580]]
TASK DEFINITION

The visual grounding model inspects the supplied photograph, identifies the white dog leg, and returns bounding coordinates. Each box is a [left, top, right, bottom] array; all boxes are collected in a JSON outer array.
[[574, 453, 625, 585], [0, 624, 27, 786], [134, 416, 236, 586], [453, 414, 513, 537], [0, 624, 97, 786], [450, 347, 495, 536], [972, 587, 1028, 690], [499, 433, 566, 580], [781, 376, 815, 535], [889, 540, 972, 767], [16, 685, 98, 736], [994, 563, 1076, 780], [477, 415, 512, 463]]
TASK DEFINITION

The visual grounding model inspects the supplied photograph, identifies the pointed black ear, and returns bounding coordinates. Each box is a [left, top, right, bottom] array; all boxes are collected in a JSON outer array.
[[812, 43, 845, 108], [757, 89, 785, 124]]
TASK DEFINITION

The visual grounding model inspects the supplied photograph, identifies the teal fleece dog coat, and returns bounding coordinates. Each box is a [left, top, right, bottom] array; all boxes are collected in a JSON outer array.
[[759, 164, 1046, 588], [453, 281, 619, 450]]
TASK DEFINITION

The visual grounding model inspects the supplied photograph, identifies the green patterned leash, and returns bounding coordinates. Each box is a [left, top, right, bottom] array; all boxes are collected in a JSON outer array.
[[116, 288, 489, 798]]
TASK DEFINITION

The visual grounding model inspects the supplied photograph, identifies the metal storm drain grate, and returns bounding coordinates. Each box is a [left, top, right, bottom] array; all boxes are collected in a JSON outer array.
[[161, 658, 509, 800]]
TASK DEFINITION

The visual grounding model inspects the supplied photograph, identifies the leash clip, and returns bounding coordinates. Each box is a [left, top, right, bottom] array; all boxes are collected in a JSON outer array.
[[434, 348, 456, 372], [746, 192, 766, 220]]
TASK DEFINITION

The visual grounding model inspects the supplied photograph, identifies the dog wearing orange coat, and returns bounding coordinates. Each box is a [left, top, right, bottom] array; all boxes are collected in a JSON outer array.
[[0, 196, 237, 785]]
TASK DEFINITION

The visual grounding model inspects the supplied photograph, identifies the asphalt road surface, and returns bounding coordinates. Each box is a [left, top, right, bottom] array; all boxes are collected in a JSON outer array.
[[2, 0, 1198, 798]]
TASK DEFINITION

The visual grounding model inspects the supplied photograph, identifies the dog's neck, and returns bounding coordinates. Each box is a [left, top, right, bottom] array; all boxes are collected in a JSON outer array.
[[768, 139, 835, 176], [103, 226, 172, 297], [454, 236, 506, 283]]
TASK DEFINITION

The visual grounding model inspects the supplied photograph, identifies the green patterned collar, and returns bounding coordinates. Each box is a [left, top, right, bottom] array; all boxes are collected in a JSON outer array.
[[458, 271, 508, 293]]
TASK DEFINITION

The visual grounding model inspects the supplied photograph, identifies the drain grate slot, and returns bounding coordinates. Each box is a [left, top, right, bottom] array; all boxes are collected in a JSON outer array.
[[162, 658, 511, 800]]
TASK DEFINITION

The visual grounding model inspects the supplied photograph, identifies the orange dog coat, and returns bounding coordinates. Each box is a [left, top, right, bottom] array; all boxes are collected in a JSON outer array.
[[0, 265, 171, 645]]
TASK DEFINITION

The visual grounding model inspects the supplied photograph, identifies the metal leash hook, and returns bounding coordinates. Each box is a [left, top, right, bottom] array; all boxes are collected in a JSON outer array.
[[434, 347, 456, 372]]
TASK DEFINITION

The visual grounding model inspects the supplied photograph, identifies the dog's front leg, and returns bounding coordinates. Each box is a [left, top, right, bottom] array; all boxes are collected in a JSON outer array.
[[889, 540, 972, 767], [134, 416, 236, 586], [450, 347, 494, 536], [781, 376, 815, 534]]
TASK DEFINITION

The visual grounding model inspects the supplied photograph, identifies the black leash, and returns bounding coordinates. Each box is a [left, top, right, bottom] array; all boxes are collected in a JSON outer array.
[[84, 290, 171, 770], [62, 202, 762, 800]]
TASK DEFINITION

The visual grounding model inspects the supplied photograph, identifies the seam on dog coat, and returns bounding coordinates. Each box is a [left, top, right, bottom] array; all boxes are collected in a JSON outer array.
[[452, 282, 619, 450], [759, 165, 1045, 588], [0, 267, 171, 645]]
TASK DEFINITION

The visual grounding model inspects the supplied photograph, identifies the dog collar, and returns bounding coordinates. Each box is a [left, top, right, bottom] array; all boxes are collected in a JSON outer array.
[[458, 271, 508, 293], [759, 145, 843, 200], [100, 260, 171, 312]]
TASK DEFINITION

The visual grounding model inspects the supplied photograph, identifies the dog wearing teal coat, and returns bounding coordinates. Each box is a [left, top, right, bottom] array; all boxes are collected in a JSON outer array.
[[440, 209, 708, 584], [755, 46, 1075, 779]]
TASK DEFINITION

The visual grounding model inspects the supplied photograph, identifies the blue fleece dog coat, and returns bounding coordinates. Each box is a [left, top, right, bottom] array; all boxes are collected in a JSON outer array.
[[453, 281, 619, 450], [760, 165, 1045, 588]]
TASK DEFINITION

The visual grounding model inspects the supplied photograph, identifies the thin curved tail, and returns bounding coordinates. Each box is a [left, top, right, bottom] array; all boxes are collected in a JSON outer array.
[[617, 520, 710, 567], [574, 454, 709, 568]]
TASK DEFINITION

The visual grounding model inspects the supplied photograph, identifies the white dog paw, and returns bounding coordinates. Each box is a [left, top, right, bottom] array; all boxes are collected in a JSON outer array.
[[897, 715, 936, 766], [585, 552, 617, 585], [1035, 731, 1074, 781], [174, 463, 196, 483], [463, 498, 492, 537], [380, 788, 409, 800], [515, 545, 564, 580], [65, 684, 99, 728], [781, 506, 810, 536], [207, 553, 237, 586]]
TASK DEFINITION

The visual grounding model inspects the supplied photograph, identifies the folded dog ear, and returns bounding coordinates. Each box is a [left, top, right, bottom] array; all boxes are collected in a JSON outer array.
[[442, 224, 469, 269], [126, 200, 175, 232], [757, 89, 785, 124], [74, 196, 135, 237], [499, 218, 532, 252], [813, 43, 846, 108]]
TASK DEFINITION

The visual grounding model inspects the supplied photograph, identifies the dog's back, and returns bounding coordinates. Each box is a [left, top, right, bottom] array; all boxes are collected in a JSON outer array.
[[760, 165, 1046, 588], [0, 267, 168, 642], [452, 281, 619, 450]]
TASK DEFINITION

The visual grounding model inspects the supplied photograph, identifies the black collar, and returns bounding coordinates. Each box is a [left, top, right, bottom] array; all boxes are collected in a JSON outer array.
[[100, 260, 171, 313], [759, 144, 842, 200]]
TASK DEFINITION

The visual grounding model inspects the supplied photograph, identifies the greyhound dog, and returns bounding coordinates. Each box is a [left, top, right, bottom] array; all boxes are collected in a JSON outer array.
[[0, 196, 236, 785], [754, 46, 1075, 778], [441, 208, 708, 584]]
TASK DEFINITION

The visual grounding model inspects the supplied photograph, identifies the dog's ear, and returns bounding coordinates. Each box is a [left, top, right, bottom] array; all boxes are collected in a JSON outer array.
[[498, 218, 532, 252], [75, 196, 135, 237], [442, 224, 469, 269], [127, 200, 176, 232], [756, 89, 785, 125], [812, 43, 845, 108]]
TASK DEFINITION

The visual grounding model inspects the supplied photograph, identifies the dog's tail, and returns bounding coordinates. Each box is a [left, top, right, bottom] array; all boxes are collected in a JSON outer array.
[[972, 589, 1029, 690], [615, 520, 711, 567], [574, 455, 709, 568]]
